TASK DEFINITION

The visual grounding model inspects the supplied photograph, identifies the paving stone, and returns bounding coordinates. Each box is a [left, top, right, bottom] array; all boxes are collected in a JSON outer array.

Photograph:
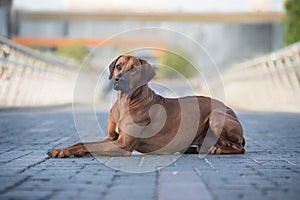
[[0, 106, 299, 200], [2, 190, 53, 200], [0, 175, 30, 193]]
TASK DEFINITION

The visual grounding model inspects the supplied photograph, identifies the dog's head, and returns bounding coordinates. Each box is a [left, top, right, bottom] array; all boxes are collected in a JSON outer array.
[[108, 55, 156, 93]]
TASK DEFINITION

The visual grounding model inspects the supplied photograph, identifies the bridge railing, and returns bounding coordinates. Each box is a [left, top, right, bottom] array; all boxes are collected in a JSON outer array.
[[0, 36, 78, 106], [220, 42, 300, 112]]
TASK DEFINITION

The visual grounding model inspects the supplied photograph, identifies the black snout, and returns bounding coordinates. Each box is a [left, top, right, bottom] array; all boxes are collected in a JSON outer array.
[[115, 74, 122, 82]]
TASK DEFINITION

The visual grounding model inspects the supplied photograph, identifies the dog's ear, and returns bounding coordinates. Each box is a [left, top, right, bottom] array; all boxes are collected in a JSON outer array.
[[139, 58, 156, 83], [109, 56, 121, 80]]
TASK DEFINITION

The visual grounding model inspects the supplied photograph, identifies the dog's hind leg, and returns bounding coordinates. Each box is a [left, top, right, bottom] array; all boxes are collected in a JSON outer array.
[[208, 108, 245, 154]]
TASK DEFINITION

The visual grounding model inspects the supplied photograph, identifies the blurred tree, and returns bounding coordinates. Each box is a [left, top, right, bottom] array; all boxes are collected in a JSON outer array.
[[56, 43, 89, 66], [284, 0, 300, 45], [157, 46, 197, 79]]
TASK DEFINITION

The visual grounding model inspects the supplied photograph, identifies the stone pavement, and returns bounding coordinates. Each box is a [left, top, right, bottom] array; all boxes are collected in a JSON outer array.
[[0, 105, 299, 200]]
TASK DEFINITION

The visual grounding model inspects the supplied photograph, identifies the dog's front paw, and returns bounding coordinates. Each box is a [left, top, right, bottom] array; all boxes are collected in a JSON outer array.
[[48, 148, 72, 158]]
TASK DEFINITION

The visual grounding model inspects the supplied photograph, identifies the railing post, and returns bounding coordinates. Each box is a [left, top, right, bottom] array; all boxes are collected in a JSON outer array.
[[0, 36, 79, 107], [220, 42, 300, 112]]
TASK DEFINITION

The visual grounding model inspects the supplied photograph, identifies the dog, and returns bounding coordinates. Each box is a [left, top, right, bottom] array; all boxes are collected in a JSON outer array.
[[48, 55, 245, 158]]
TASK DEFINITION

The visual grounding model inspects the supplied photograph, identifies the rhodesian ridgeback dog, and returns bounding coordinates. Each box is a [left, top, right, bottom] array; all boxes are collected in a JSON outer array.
[[48, 55, 245, 158]]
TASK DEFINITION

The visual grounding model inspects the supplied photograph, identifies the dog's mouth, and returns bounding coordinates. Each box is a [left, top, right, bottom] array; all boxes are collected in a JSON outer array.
[[114, 81, 130, 92], [113, 82, 121, 90]]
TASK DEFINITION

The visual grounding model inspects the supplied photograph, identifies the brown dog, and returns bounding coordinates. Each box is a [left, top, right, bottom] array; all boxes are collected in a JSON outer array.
[[48, 55, 245, 158]]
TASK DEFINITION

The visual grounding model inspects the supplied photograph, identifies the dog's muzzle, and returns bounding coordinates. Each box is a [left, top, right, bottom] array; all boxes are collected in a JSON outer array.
[[115, 74, 124, 82], [113, 73, 129, 92]]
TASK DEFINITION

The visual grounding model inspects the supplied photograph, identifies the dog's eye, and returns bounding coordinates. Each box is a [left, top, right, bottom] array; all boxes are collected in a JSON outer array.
[[116, 65, 121, 71]]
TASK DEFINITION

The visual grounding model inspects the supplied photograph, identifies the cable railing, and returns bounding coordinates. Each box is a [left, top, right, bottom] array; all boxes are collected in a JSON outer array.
[[0, 36, 78, 106], [221, 42, 300, 112]]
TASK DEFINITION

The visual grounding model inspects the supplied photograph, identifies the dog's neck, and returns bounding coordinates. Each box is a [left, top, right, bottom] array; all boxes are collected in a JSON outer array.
[[116, 84, 163, 117], [117, 84, 153, 102]]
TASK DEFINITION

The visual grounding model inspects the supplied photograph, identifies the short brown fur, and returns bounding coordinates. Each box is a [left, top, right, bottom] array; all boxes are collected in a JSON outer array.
[[48, 56, 245, 158]]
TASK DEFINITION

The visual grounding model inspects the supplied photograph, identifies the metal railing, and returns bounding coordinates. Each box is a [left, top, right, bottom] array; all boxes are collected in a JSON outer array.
[[221, 42, 300, 112], [0, 36, 78, 106]]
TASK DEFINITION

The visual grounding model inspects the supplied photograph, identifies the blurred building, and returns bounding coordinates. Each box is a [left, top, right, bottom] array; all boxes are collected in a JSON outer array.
[[3, 0, 286, 69], [0, 0, 12, 37]]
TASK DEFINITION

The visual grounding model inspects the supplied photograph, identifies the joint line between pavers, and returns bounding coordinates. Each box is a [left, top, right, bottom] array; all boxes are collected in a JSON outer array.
[[0, 176, 31, 194]]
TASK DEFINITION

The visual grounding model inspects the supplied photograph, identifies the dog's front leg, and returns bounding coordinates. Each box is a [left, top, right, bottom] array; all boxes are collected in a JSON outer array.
[[48, 135, 137, 158], [84, 138, 134, 156], [48, 140, 108, 158]]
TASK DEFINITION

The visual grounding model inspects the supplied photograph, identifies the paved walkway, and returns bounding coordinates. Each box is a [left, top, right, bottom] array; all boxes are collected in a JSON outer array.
[[0, 106, 299, 200]]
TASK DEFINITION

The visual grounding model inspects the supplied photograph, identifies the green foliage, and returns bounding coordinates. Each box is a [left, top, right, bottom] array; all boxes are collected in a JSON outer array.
[[284, 0, 300, 45], [157, 46, 197, 79], [56, 43, 89, 66]]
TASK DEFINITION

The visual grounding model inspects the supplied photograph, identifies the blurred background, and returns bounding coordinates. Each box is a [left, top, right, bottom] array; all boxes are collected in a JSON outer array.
[[0, 0, 299, 112], [1, 2, 300, 199], [1, 0, 285, 69]]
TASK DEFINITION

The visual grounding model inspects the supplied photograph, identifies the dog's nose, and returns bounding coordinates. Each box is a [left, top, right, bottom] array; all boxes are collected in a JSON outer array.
[[115, 74, 122, 82]]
